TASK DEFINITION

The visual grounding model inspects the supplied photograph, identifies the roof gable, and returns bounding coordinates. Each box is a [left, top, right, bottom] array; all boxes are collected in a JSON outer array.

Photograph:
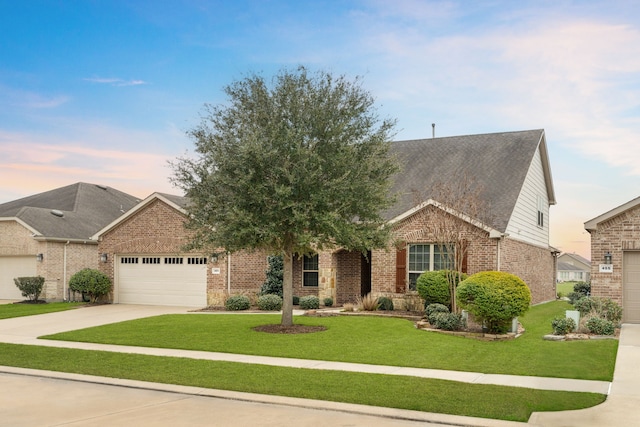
[[0, 183, 140, 241], [385, 129, 554, 232], [584, 195, 640, 232]]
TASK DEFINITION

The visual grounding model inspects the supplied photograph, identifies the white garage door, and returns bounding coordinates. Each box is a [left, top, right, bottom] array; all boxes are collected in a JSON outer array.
[[0, 256, 37, 300], [117, 255, 207, 307], [624, 251, 640, 323]]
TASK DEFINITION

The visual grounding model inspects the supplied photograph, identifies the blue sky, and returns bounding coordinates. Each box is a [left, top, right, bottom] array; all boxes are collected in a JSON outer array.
[[1, 0, 639, 258]]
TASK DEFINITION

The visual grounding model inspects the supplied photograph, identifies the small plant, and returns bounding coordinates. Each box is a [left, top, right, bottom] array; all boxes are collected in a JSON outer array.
[[551, 317, 576, 335], [13, 276, 45, 302], [430, 312, 463, 331], [299, 295, 320, 310], [377, 296, 394, 311], [456, 271, 531, 334], [425, 303, 449, 319], [292, 295, 300, 305], [356, 293, 379, 311], [585, 316, 615, 335], [567, 291, 584, 305], [342, 303, 355, 312], [257, 294, 283, 311], [574, 296, 623, 324], [225, 295, 251, 311], [68, 269, 112, 303], [323, 297, 334, 307]]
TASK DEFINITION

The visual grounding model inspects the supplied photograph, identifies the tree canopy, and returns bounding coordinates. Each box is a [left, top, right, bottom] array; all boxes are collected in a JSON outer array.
[[171, 66, 399, 325]]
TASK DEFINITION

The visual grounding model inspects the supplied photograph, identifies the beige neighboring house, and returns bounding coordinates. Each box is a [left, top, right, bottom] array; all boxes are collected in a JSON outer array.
[[557, 253, 591, 283], [585, 196, 640, 323], [94, 129, 559, 308], [0, 183, 139, 301]]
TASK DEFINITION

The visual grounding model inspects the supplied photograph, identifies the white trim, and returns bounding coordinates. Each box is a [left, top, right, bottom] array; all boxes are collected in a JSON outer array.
[[91, 193, 187, 240], [584, 195, 640, 231], [0, 217, 41, 236]]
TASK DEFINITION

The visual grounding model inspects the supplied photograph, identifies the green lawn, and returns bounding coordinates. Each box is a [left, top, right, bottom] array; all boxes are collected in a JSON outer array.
[[44, 300, 618, 381], [0, 342, 605, 422], [0, 302, 82, 319], [557, 281, 577, 297]]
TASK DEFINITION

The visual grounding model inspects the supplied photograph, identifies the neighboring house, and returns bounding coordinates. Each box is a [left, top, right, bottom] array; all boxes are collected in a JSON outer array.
[[0, 183, 139, 300], [585, 196, 640, 323], [93, 129, 558, 307], [557, 253, 591, 282]]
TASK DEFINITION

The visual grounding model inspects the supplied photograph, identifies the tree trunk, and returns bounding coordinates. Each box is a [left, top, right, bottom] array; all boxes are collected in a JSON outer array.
[[281, 251, 294, 326]]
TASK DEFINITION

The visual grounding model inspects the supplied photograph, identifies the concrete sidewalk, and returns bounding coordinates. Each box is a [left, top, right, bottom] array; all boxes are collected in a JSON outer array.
[[0, 304, 638, 426]]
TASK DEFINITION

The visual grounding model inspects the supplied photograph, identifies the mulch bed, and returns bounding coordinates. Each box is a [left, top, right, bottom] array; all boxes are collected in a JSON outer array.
[[252, 324, 327, 334]]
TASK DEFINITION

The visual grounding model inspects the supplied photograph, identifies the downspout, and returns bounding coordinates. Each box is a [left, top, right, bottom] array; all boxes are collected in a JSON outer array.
[[227, 252, 231, 294], [496, 238, 501, 271], [63, 241, 70, 301]]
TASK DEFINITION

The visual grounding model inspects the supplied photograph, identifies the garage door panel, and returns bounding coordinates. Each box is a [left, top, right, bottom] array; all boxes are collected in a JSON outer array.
[[117, 256, 206, 307], [0, 256, 37, 300], [624, 252, 640, 323]]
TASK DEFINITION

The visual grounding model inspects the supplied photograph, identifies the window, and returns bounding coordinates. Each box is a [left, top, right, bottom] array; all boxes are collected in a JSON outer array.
[[537, 194, 545, 228], [408, 244, 453, 290], [188, 257, 208, 265], [120, 257, 138, 264], [142, 257, 160, 264], [303, 254, 319, 287], [164, 257, 184, 265]]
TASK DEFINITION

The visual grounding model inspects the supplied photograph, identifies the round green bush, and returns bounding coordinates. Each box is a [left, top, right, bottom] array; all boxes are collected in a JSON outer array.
[[299, 295, 320, 310], [551, 317, 576, 335], [573, 281, 591, 297], [416, 270, 468, 309], [377, 296, 394, 311], [567, 291, 584, 305], [426, 303, 450, 324], [257, 294, 283, 311], [431, 312, 462, 331], [68, 268, 112, 303], [323, 297, 334, 307], [456, 271, 531, 333], [225, 295, 251, 311], [586, 316, 615, 335]]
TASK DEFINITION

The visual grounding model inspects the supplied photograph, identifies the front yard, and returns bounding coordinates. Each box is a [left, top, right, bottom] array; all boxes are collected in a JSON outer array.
[[0, 302, 82, 319], [44, 300, 617, 380]]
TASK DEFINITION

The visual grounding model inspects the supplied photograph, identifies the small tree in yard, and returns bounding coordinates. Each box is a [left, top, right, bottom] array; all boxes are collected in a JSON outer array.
[[14, 276, 45, 302], [68, 269, 112, 303], [259, 255, 284, 297], [411, 175, 493, 313], [171, 66, 399, 326]]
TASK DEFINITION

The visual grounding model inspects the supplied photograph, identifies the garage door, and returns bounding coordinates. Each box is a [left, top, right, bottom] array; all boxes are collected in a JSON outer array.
[[0, 256, 37, 300], [623, 251, 640, 323], [117, 255, 207, 307]]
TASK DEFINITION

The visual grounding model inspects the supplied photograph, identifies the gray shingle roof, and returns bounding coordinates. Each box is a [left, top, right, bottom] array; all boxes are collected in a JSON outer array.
[[558, 261, 588, 272], [0, 183, 140, 240], [384, 129, 548, 232]]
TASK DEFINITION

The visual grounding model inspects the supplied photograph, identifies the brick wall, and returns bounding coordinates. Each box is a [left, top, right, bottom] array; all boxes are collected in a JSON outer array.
[[500, 238, 556, 304], [589, 204, 640, 305], [336, 250, 362, 304], [0, 221, 40, 255], [42, 241, 98, 301]]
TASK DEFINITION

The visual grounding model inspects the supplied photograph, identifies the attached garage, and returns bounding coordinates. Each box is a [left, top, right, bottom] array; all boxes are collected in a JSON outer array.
[[115, 255, 207, 307], [623, 252, 640, 323], [0, 256, 37, 300]]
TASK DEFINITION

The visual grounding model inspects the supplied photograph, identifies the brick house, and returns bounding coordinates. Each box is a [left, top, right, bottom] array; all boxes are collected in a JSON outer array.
[[0, 183, 139, 300], [94, 129, 558, 308], [585, 196, 640, 323]]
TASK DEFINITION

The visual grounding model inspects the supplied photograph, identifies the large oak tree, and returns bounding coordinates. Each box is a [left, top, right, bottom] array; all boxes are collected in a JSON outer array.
[[171, 66, 399, 326]]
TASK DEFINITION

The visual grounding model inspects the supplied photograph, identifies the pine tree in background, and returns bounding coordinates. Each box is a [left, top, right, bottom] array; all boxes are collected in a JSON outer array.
[[259, 255, 284, 297]]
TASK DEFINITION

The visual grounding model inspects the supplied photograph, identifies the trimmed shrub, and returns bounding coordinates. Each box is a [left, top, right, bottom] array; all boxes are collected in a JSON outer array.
[[68, 269, 112, 303], [431, 312, 462, 331], [377, 296, 394, 311], [323, 297, 334, 307], [292, 295, 300, 305], [416, 270, 468, 309], [551, 317, 576, 335], [257, 294, 282, 311], [586, 316, 615, 335], [573, 281, 591, 297], [456, 271, 531, 334], [13, 276, 45, 302], [259, 255, 283, 297], [299, 295, 320, 310], [225, 295, 251, 311], [425, 303, 449, 321], [567, 291, 584, 305]]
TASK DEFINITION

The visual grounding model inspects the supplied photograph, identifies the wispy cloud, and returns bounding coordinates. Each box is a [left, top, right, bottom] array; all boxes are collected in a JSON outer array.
[[84, 77, 149, 87]]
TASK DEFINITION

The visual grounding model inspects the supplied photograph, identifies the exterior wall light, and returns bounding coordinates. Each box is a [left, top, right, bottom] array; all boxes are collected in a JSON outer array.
[[211, 254, 218, 263], [604, 252, 612, 264], [100, 253, 108, 263], [36, 253, 44, 262]]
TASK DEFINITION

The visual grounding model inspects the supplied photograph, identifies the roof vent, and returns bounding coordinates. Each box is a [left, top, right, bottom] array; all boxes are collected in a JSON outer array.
[[51, 209, 64, 218], [96, 184, 108, 190]]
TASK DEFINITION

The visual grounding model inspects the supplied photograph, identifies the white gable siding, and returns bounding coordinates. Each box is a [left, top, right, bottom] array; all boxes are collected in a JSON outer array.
[[505, 145, 550, 247]]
